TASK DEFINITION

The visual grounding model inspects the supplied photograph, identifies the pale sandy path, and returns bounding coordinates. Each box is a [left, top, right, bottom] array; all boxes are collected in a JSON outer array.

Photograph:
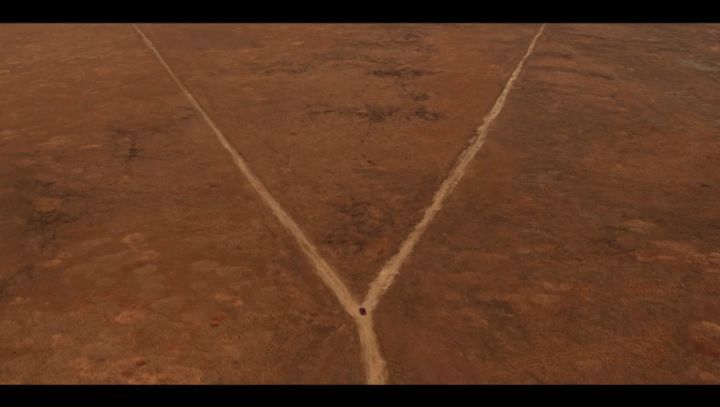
[[363, 24, 547, 313], [132, 23, 545, 384]]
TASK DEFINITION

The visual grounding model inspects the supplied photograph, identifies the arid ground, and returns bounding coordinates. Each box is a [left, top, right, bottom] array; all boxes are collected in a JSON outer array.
[[1, 24, 719, 384]]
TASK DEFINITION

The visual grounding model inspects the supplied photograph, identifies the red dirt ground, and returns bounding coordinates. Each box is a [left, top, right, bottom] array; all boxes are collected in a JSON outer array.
[[140, 23, 540, 295], [374, 24, 720, 383], [1, 23, 719, 383]]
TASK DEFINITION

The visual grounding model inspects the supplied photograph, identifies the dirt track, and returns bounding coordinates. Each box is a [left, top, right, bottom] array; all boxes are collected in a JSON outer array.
[[1, 24, 719, 383]]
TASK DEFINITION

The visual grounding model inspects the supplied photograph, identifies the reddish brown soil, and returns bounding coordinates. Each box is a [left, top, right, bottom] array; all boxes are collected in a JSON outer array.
[[1, 23, 719, 383], [139, 23, 540, 295], [374, 24, 720, 383], [0, 24, 361, 383]]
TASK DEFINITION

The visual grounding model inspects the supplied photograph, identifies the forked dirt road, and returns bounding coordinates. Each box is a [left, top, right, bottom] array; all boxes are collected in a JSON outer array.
[[1, 24, 719, 383]]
